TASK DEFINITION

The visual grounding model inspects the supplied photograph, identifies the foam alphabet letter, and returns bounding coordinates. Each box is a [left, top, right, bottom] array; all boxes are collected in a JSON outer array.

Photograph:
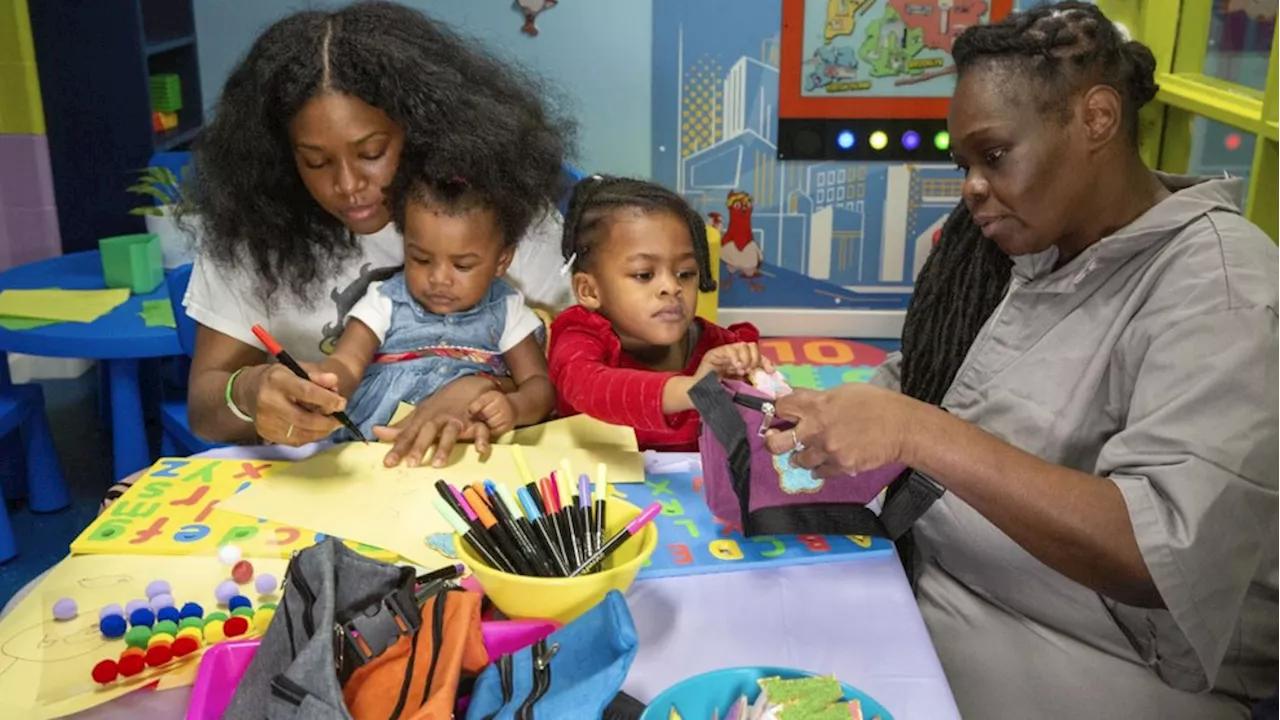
[[84, 519, 132, 542], [669, 544, 694, 565], [846, 534, 872, 548], [797, 534, 831, 552], [111, 501, 161, 519], [218, 526, 260, 546], [749, 535, 786, 558], [130, 518, 169, 544], [659, 498, 684, 516], [174, 525, 211, 542], [672, 518, 700, 539], [708, 539, 744, 561], [136, 481, 172, 499]]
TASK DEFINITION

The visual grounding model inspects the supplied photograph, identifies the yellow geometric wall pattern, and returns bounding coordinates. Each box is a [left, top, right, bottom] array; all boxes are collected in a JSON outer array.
[[680, 55, 724, 158]]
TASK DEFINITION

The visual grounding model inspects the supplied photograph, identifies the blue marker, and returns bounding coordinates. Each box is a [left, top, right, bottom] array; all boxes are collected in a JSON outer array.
[[517, 487, 569, 576]]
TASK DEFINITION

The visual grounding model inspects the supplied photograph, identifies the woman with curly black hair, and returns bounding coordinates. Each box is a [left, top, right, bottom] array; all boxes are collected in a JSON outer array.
[[764, 3, 1276, 717], [177, 1, 574, 465]]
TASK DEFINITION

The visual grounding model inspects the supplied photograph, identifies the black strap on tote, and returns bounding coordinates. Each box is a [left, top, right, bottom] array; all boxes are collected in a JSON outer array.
[[689, 374, 944, 540]]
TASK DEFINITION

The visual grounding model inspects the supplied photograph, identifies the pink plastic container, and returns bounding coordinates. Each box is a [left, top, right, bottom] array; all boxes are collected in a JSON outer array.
[[185, 618, 560, 719]]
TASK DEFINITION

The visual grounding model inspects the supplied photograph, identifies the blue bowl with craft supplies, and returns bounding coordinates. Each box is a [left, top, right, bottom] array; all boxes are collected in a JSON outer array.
[[640, 666, 894, 720]]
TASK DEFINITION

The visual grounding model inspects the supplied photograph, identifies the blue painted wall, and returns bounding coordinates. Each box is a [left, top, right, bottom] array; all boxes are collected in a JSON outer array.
[[193, 0, 654, 177]]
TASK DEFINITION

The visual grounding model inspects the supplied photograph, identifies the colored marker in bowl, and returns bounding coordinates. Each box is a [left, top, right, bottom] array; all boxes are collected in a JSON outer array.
[[568, 502, 661, 577]]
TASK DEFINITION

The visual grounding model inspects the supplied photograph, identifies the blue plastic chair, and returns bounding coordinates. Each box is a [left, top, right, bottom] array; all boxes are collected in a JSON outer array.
[[159, 264, 225, 456], [0, 377, 71, 562], [558, 164, 586, 217]]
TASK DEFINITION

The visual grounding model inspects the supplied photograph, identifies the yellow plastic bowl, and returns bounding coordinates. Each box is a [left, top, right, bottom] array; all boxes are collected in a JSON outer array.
[[455, 498, 658, 624]]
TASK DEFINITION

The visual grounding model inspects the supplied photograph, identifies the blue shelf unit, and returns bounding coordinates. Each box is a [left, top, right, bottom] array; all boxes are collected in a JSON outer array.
[[28, 0, 204, 255]]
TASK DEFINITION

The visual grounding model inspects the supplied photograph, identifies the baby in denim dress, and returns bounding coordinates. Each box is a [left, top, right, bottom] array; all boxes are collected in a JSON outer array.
[[320, 177, 556, 450]]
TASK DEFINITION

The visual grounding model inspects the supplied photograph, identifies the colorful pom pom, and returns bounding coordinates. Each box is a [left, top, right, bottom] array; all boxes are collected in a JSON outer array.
[[157, 606, 181, 623], [119, 646, 145, 661], [203, 620, 226, 643], [179, 616, 203, 631], [147, 632, 174, 649], [144, 644, 173, 667], [100, 614, 127, 638], [232, 560, 254, 584], [176, 626, 202, 642], [172, 635, 200, 657], [218, 544, 242, 566], [179, 602, 203, 619], [224, 616, 249, 637], [258, 603, 277, 612], [91, 659, 119, 684], [128, 608, 155, 627], [204, 611, 228, 624], [125, 599, 149, 616], [215, 580, 239, 604], [228, 595, 251, 611], [231, 607, 254, 619], [52, 597, 77, 621], [118, 654, 146, 677], [124, 626, 152, 649], [153, 620, 178, 637], [253, 608, 275, 634], [254, 573, 278, 595], [145, 580, 171, 599], [99, 603, 124, 620], [148, 593, 175, 611]]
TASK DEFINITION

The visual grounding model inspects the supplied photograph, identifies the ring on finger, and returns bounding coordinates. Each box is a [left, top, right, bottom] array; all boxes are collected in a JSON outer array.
[[791, 428, 806, 453]]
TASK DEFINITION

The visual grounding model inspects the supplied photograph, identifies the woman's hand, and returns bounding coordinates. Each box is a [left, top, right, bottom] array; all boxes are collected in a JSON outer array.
[[239, 362, 345, 446], [372, 375, 499, 468], [763, 384, 920, 477]]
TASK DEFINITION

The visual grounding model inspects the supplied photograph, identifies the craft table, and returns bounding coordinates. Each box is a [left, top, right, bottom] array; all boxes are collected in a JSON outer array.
[[0, 251, 182, 479], [57, 445, 960, 720]]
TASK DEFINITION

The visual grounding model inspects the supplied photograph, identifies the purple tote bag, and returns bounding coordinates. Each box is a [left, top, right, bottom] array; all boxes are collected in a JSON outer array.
[[690, 375, 909, 538]]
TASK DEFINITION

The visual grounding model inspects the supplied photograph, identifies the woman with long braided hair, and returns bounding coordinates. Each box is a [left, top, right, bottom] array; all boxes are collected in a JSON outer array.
[[765, 3, 1276, 716]]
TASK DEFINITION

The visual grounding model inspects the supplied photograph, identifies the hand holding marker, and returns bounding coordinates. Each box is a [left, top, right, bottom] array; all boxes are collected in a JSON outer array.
[[250, 324, 367, 443], [430, 455, 659, 578]]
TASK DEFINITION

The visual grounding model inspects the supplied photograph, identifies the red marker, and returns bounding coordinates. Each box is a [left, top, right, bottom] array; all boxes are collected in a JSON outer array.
[[250, 324, 367, 443]]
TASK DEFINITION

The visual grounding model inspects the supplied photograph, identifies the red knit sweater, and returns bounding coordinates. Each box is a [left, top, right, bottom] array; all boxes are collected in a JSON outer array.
[[548, 305, 760, 452]]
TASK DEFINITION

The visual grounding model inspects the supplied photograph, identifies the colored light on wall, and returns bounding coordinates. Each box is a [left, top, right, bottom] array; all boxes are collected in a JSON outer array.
[[902, 130, 921, 151], [869, 131, 888, 150], [836, 129, 856, 149], [1225, 133, 1242, 151], [934, 131, 950, 151]]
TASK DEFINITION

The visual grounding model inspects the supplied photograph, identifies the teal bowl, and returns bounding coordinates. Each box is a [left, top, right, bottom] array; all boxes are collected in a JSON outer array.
[[639, 666, 894, 719]]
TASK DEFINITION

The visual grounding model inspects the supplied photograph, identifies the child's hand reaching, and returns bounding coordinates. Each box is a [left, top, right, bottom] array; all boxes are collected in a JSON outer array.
[[468, 389, 517, 439], [662, 342, 775, 414], [694, 342, 774, 381]]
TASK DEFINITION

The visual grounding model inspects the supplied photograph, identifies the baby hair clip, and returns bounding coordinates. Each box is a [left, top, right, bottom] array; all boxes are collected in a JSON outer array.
[[559, 252, 577, 276]]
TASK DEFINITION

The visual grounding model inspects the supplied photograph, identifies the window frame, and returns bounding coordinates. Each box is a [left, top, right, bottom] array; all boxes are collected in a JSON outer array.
[[1101, 0, 1277, 240]]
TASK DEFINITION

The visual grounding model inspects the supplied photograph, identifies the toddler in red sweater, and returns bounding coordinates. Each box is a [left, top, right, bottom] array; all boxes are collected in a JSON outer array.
[[548, 176, 772, 451]]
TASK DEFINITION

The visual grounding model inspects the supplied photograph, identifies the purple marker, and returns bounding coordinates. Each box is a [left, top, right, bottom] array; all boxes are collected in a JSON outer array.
[[568, 502, 660, 577], [577, 473, 594, 557]]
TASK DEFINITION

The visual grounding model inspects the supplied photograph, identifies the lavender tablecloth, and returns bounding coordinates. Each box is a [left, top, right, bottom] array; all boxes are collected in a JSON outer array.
[[43, 446, 959, 719]]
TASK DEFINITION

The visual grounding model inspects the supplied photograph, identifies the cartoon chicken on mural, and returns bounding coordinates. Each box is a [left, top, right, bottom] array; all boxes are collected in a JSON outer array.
[[720, 190, 765, 292]]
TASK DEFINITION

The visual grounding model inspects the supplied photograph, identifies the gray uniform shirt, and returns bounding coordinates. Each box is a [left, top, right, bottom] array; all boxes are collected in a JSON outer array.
[[872, 174, 1278, 719]]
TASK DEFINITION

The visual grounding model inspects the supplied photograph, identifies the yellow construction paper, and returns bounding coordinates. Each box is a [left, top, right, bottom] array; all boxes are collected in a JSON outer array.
[[0, 288, 130, 324], [70, 457, 396, 562], [217, 441, 644, 569], [388, 403, 638, 452], [0, 554, 285, 719]]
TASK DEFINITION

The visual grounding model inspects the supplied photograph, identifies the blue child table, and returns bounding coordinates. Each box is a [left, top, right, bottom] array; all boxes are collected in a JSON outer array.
[[0, 251, 182, 480]]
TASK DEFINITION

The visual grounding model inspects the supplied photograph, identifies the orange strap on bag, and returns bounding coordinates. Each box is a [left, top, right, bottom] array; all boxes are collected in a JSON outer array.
[[343, 588, 489, 720]]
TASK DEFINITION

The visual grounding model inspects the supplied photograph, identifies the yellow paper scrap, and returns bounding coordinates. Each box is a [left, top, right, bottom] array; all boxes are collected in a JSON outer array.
[[388, 403, 637, 452], [0, 554, 285, 719], [217, 441, 644, 569], [0, 288, 130, 323]]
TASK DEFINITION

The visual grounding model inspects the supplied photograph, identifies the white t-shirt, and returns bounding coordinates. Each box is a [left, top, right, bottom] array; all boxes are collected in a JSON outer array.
[[184, 209, 571, 364], [348, 279, 543, 354]]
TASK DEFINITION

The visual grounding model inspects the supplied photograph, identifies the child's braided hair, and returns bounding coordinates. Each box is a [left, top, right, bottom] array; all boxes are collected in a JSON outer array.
[[560, 176, 717, 293]]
